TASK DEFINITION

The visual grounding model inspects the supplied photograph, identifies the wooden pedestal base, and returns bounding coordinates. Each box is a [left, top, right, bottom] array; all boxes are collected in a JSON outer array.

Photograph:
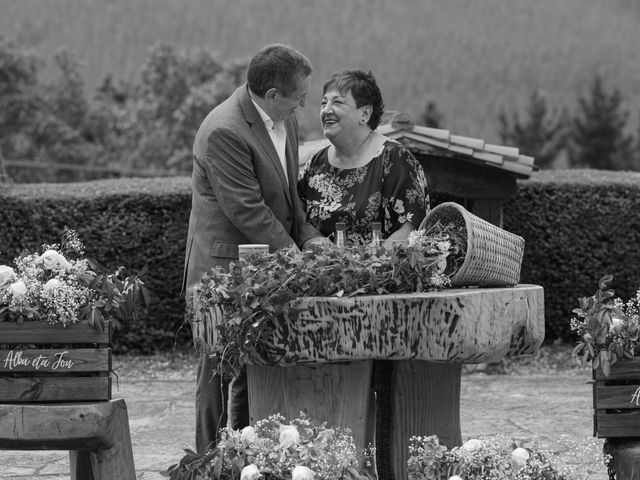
[[391, 361, 462, 480], [248, 360, 462, 479], [605, 439, 640, 479], [247, 361, 374, 454]]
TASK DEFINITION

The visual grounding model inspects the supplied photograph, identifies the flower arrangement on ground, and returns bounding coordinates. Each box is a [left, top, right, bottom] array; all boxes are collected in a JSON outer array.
[[0, 227, 150, 331], [163, 412, 374, 480], [570, 274, 640, 376], [407, 435, 592, 480], [193, 225, 463, 378]]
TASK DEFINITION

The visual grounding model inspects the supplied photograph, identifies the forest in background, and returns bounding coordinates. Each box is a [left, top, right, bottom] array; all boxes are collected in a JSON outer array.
[[2, 0, 640, 142], [2, 0, 640, 180]]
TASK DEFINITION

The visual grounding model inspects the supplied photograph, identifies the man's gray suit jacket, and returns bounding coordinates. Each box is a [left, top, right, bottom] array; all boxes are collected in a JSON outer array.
[[183, 84, 320, 294]]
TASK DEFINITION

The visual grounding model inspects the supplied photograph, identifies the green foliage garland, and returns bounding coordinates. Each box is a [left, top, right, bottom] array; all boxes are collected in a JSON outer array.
[[193, 227, 461, 378]]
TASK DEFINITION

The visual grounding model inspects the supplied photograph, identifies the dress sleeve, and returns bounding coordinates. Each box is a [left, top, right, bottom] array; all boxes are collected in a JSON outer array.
[[382, 142, 430, 234]]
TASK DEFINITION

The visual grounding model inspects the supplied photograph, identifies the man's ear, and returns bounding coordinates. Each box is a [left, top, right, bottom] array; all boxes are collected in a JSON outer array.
[[265, 88, 279, 100]]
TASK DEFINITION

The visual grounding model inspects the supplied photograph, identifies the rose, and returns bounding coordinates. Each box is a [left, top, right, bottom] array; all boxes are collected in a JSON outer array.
[[9, 280, 27, 300], [461, 438, 483, 452], [291, 465, 315, 480], [511, 447, 530, 469], [278, 424, 300, 448], [37, 250, 72, 270], [0, 265, 17, 288], [314, 427, 334, 447], [240, 464, 260, 480], [43, 278, 63, 293], [241, 426, 257, 446]]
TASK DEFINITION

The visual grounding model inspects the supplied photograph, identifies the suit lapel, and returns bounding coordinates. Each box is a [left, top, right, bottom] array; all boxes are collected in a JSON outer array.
[[238, 86, 292, 206]]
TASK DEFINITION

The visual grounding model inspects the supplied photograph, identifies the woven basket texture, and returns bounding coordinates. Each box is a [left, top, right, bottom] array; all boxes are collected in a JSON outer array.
[[421, 202, 524, 287]]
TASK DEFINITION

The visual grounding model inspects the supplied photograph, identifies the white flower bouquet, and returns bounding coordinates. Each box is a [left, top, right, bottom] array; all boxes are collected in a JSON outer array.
[[164, 412, 374, 480], [0, 227, 149, 330], [407, 434, 607, 480]]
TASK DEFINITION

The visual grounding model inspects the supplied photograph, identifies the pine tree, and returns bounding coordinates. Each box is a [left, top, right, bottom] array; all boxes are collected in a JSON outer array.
[[497, 90, 566, 169], [568, 75, 634, 170], [633, 109, 640, 170], [420, 100, 445, 128]]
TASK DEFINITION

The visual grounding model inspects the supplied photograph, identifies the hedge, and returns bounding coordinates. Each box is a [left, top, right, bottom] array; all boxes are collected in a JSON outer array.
[[504, 169, 640, 341], [1, 169, 639, 352]]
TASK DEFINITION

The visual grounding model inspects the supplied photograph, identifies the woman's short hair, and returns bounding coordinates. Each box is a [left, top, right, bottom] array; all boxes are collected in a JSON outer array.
[[247, 44, 313, 98], [322, 69, 385, 130]]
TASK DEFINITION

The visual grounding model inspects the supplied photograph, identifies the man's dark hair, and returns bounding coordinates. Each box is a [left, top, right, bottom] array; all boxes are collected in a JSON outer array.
[[247, 44, 313, 98], [322, 69, 385, 130]]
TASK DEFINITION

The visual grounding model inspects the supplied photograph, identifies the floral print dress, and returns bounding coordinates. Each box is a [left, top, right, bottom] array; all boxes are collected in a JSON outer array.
[[298, 138, 429, 243]]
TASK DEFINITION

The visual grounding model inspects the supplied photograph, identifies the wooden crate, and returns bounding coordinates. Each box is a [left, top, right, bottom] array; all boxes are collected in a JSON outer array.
[[593, 357, 640, 438], [0, 320, 112, 403]]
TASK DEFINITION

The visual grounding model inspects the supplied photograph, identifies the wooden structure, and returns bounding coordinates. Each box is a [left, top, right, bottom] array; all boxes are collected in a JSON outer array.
[[0, 399, 136, 480], [594, 358, 640, 479], [299, 112, 536, 228], [196, 285, 545, 480], [0, 320, 135, 479], [0, 320, 112, 402]]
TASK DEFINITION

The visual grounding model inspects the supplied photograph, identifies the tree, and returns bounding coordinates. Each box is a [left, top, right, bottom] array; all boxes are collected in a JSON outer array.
[[0, 36, 41, 159], [91, 43, 246, 173], [568, 75, 634, 170], [498, 90, 566, 169], [420, 100, 445, 128], [0, 38, 100, 180], [0, 38, 249, 180]]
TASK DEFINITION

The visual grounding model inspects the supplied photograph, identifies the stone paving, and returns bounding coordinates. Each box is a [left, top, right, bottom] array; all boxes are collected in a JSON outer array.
[[0, 355, 609, 479]]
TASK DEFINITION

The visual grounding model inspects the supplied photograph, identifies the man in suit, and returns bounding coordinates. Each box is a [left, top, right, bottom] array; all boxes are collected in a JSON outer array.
[[183, 44, 325, 453]]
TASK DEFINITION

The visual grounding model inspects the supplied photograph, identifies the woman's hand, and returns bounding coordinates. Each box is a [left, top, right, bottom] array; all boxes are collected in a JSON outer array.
[[382, 222, 415, 249]]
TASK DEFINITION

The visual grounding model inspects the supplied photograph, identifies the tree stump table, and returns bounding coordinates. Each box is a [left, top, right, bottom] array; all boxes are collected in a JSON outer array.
[[195, 284, 544, 480]]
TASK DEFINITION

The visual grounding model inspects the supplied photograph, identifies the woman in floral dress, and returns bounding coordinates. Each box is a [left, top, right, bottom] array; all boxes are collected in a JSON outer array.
[[298, 69, 429, 478], [298, 69, 429, 247]]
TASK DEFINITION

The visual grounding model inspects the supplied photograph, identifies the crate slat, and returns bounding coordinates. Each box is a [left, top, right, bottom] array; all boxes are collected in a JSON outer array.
[[594, 384, 640, 410], [0, 376, 111, 402], [595, 410, 640, 438], [0, 348, 111, 374], [0, 321, 111, 345], [594, 360, 640, 381]]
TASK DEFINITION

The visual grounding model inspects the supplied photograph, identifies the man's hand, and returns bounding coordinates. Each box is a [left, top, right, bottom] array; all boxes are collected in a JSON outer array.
[[301, 236, 331, 250]]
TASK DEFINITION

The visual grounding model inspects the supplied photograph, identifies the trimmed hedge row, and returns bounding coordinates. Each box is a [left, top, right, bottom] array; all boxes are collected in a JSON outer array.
[[1, 169, 639, 351], [504, 169, 640, 341]]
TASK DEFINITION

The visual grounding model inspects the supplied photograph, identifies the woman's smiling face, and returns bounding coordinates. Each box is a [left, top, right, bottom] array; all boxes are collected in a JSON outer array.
[[320, 88, 369, 139]]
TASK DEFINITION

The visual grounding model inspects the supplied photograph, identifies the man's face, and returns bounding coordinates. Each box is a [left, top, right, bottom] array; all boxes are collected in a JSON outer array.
[[270, 75, 311, 122]]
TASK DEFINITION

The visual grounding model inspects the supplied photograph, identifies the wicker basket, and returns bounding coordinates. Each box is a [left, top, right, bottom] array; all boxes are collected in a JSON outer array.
[[420, 202, 524, 287]]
